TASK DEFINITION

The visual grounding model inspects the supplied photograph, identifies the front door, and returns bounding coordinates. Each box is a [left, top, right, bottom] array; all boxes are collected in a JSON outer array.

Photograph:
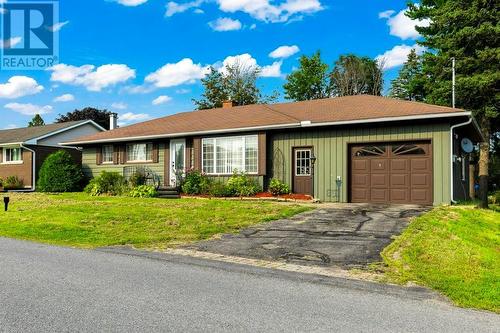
[[292, 147, 313, 195], [170, 139, 186, 187]]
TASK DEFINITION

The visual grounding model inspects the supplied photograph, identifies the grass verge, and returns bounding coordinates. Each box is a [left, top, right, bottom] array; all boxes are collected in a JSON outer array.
[[381, 205, 499, 313], [0, 193, 311, 249]]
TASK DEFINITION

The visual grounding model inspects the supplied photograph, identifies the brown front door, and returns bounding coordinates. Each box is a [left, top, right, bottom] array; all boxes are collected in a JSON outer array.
[[293, 147, 313, 195], [350, 142, 433, 205]]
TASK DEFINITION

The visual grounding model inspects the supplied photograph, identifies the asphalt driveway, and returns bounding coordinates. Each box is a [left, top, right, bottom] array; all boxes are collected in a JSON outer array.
[[182, 203, 429, 268]]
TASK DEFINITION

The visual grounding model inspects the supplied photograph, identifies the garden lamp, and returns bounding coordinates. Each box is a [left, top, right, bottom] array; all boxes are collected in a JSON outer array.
[[4, 196, 9, 212]]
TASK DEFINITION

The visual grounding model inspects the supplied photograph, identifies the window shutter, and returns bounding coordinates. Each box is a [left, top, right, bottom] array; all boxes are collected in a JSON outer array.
[[193, 137, 202, 171], [119, 145, 126, 164], [113, 145, 119, 165], [152, 143, 159, 163], [258, 132, 267, 175], [0, 148, 3, 163], [96, 147, 103, 165]]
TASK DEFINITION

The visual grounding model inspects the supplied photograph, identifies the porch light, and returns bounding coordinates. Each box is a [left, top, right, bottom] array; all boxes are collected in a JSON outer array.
[[310, 154, 317, 166]]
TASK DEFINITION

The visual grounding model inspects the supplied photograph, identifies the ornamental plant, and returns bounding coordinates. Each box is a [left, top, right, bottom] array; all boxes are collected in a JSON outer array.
[[37, 150, 83, 192]]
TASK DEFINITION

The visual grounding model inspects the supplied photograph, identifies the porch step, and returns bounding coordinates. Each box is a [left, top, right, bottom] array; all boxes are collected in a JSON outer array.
[[157, 187, 181, 199]]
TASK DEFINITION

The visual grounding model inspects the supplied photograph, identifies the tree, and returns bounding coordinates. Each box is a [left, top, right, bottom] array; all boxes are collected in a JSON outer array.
[[28, 114, 45, 127], [56, 107, 114, 130], [193, 62, 271, 110], [389, 49, 425, 101], [37, 150, 84, 192], [330, 54, 384, 97], [284, 51, 330, 101], [407, 0, 499, 208]]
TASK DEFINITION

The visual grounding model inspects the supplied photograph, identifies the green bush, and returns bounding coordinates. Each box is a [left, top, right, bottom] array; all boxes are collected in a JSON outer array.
[[488, 191, 500, 204], [129, 185, 158, 198], [4, 176, 24, 190], [209, 182, 232, 197], [226, 172, 261, 197], [84, 171, 127, 196], [0, 177, 3, 188], [37, 150, 83, 192], [268, 179, 290, 196], [181, 170, 212, 195], [128, 168, 147, 187]]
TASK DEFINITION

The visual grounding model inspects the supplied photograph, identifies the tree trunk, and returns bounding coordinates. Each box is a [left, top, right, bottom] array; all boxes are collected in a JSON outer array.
[[478, 117, 490, 208]]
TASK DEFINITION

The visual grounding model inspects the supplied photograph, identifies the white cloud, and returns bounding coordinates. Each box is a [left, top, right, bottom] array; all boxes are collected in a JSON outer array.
[[145, 58, 209, 88], [0, 76, 44, 99], [5, 103, 53, 115], [53, 93, 75, 102], [380, 9, 430, 40], [378, 10, 395, 19], [217, 0, 323, 23], [375, 44, 426, 69], [269, 45, 299, 59], [194, 8, 204, 14], [152, 95, 172, 105], [208, 17, 242, 31], [165, 0, 204, 17], [220, 53, 258, 74], [111, 102, 128, 110], [49, 64, 136, 91], [260, 61, 282, 77], [48, 21, 69, 32], [1, 37, 22, 49], [118, 112, 151, 126], [115, 0, 148, 6], [176, 88, 191, 94]]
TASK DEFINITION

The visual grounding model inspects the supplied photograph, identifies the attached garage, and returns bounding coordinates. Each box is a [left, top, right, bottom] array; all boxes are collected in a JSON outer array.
[[350, 142, 433, 205]]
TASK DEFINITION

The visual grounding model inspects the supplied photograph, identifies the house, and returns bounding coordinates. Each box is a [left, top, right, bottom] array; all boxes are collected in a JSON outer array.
[[63, 95, 483, 205], [0, 120, 105, 190]]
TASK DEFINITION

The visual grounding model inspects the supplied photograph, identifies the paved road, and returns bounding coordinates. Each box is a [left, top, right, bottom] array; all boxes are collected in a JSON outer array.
[[0, 238, 498, 332]]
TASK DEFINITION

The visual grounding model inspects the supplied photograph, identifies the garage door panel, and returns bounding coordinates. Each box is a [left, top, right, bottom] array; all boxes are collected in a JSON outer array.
[[350, 142, 432, 205], [390, 174, 409, 187]]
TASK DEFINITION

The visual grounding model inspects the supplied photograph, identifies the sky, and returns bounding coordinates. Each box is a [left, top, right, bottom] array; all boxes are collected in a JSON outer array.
[[0, 0, 429, 129]]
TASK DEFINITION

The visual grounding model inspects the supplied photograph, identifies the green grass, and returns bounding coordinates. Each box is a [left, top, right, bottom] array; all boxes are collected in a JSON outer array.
[[0, 193, 311, 249], [381, 205, 500, 313]]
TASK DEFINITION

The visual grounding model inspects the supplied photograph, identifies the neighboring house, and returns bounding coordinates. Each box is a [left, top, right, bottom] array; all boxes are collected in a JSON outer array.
[[0, 120, 105, 190], [64, 95, 483, 205]]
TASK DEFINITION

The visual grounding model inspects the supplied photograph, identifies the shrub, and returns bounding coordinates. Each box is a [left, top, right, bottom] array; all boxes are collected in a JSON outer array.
[[181, 170, 212, 195], [209, 182, 232, 197], [37, 150, 83, 192], [268, 179, 290, 196], [129, 185, 158, 198], [226, 172, 261, 197], [0, 177, 3, 188], [84, 171, 127, 196], [129, 169, 147, 187], [488, 191, 500, 204], [4, 176, 24, 190]]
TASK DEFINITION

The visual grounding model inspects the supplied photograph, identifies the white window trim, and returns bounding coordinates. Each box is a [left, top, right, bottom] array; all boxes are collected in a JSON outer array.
[[295, 149, 312, 177], [126, 143, 153, 163], [202, 135, 258, 175], [2, 146, 23, 165]]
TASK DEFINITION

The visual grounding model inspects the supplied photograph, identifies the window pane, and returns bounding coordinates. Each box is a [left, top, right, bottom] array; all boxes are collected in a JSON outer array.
[[202, 139, 214, 174], [103, 145, 114, 163], [202, 135, 258, 174], [245, 136, 258, 173], [5, 148, 22, 162], [295, 149, 311, 176], [127, 143, 152, 161]]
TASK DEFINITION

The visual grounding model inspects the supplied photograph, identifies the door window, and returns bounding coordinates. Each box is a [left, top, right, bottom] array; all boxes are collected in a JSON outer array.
[[295, 149, 311, 176]]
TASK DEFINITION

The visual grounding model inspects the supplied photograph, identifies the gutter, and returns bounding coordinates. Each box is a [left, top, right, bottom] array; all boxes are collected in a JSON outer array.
[[19, 143, 36, 192], [62, 111, 471, 146], [450, 117, 473, 204]]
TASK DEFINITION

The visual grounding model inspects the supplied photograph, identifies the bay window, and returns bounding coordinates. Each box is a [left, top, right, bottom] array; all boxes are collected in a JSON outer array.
[[126, 143, 153, 162], [202, 135, 258, 174]]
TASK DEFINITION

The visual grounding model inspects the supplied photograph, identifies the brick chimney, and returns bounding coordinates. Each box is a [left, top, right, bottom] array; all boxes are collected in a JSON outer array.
[[222, 100, 236, 109]]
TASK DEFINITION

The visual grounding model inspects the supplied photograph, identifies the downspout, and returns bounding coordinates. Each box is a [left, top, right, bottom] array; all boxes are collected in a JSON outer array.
[[20, 143, 36, 192], [450, 117, 472, 204]]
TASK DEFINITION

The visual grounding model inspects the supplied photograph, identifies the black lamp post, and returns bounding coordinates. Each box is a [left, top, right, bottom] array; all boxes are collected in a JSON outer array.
[[4, 196, 9, 212], [310, 154, 317, 199]]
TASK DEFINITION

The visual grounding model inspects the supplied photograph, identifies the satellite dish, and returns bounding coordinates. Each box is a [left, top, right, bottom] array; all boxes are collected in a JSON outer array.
[[461, 138, 474, 153]]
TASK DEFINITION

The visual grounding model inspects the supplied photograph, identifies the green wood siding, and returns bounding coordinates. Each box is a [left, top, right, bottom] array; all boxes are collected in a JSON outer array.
[[268, 122, 451, 205], [82, 144, 166, 185]]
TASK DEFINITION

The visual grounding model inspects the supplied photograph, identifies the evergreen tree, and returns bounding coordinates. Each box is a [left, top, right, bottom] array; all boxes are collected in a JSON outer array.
[[389, 49, 425, 101], [28, 114, 45, 127], [408, 0, 499, 208]]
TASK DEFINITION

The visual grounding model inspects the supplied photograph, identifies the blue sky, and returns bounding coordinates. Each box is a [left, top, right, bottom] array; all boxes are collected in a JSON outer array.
[[0, 0, 428, 129]]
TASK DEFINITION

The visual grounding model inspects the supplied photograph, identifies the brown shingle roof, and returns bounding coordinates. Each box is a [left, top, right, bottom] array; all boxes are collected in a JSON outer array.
[[66, 95, 469, 144], [0, 121, 90, 145]]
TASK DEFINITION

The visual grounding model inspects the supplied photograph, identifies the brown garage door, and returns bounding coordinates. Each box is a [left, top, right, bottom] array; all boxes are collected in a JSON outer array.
[[350, 142, 432, 205]]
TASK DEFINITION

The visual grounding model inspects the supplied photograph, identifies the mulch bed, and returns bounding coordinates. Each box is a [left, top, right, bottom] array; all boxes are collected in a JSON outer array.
[[180, 192, 314, 202]]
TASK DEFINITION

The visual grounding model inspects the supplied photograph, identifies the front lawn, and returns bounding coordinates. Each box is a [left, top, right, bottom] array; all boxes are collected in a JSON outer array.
[[0, 193, 311, 249], [381, 205, 500, 313]]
